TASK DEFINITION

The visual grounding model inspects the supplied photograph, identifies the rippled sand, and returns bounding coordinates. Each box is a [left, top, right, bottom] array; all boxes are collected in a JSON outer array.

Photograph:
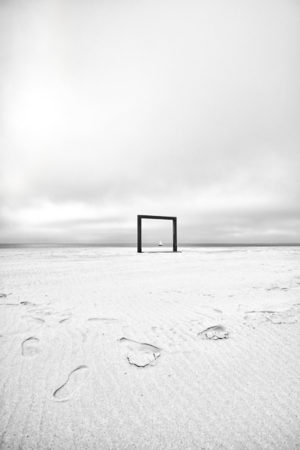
[[1, 246, 300, 449]]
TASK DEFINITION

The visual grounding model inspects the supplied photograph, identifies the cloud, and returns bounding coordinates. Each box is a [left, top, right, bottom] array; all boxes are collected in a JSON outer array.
[[1, 0, 300, 243]]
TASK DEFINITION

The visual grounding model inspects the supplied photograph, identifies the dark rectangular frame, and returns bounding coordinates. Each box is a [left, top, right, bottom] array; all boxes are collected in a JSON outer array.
[[137, 215, 177, 253]]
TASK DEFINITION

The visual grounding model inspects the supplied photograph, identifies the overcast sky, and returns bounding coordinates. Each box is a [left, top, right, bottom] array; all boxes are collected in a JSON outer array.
[[1, 0, 300, 244]]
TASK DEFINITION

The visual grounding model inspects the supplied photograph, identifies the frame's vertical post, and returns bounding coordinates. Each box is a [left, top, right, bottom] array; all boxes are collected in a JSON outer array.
[[173, 218, 177, 252], [137, 215, 142, 253]]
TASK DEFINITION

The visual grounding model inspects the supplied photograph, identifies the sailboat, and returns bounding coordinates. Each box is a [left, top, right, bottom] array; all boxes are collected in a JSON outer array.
[[158, 240, 163, 247]]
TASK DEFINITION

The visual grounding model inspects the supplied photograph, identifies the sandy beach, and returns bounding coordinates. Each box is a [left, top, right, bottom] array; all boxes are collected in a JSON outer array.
[[0, 246, 300, 449]]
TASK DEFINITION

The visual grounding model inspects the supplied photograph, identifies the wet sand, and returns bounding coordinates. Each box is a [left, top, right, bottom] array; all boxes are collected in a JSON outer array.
[[0, 246, 300, 449]]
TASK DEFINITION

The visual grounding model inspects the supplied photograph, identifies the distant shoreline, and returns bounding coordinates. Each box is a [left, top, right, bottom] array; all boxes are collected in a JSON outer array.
[[1, 243, 300, 249]]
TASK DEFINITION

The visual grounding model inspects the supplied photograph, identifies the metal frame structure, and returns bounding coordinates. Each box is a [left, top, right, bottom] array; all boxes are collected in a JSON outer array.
[[137, 215, 177, 253]]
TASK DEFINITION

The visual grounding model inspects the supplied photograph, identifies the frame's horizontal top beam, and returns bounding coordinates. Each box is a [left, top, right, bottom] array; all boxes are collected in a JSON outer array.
[[138, 215, 177, 221]]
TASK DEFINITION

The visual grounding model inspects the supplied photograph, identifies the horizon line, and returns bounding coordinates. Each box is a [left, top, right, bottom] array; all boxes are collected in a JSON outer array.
[[1, 242, 300, 248]]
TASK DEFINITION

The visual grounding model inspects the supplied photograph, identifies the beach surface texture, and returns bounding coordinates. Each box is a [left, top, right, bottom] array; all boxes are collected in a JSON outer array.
[[0, 246, 300, 449]]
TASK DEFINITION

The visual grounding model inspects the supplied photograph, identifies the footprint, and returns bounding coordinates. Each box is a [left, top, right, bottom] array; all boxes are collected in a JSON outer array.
[[267, 311, 297, 324], [20, 301, 37, 306], [245, 310, 297, 325], [29, 317, 46, 324], [198, 325, 229, 340], [0, 293, 11, 298], [53, 365, 89, 402], [21, 337, 40, 356], [42, 310, 55, 316], [266, 285, 289, 292], [119, 337, 161, 367]]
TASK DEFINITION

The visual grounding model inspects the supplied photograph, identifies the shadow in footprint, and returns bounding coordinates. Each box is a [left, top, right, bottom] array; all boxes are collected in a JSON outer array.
[[20, 301, 37, 307], [28, 317, 46, 325], [198, 325, 229, 340], [119, 337, 161, 367], [21, 337, 40, 356], [59, 317, 72, 324], [53, 365, 89, 402]]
